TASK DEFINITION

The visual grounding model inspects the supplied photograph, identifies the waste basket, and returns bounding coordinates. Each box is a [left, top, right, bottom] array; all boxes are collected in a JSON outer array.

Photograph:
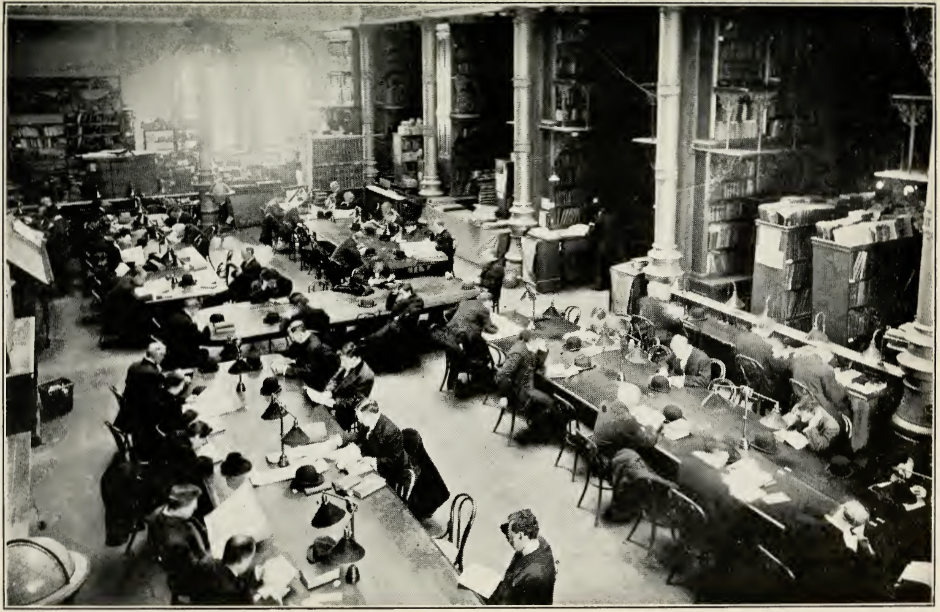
[[38, 378, 74, 421]]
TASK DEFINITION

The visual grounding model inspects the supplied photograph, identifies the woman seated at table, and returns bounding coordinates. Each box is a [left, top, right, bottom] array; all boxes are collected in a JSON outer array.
[[783, 398, 841, 453]]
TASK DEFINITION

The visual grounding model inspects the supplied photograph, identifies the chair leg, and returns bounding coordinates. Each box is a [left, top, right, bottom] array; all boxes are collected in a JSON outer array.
[[440, 361, 450, 392], [594, 481, 605, 527], [554, 445, 565, 467], [624, 510, 643, 544], [572, 454, 579, 482], [507, 412, 516, 446], [647, 522, 658, 557], [577, 469, 591, 507], [492, 409, 505, 433]]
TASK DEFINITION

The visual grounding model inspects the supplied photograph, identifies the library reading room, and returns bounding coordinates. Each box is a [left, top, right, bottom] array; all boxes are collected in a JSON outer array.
[[4, 3, 935, 606]]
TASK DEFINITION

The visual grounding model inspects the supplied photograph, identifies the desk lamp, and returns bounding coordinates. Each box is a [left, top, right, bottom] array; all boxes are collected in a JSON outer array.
[[862, 327, 885, 364], [233, 342, 247, 395], [282, 417, 312, 447], [260, 377, 290, 468], [325, 488, 366, 564], [310, 491, 347, 528]]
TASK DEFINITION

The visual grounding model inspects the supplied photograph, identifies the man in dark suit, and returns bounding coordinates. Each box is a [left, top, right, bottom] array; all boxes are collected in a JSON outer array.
[[592, 388, 663, 460], [333, 399, 409, 486], [280, 320, 340, 392], [325, 343, 375, 430], [102, 267, 147, 344], [119, 341, 168, 425], [228, 247, 263, 302], [440, 291, 499, 392], [789, 346, 850, 421], [191, 536, 261, 605], [364, 283, 425, 372], [331, 233, 364, 277], [249, 268, 293, 303], [479, 251, 506, 308], [496, 330, 562, 443], [488, 509, 556, 606], [734, 322, 789, 402], [636, 294, 683, 345], [162, 298, 219, 371], [281, 293, 331, 340], [664, 334, 714, 389], [148, 484, 211, 601], [430, 220, 456, 274]]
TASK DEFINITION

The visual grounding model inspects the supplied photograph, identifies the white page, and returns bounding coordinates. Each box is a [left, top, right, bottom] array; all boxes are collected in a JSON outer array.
[[301, 592, 343, 605], [662, 419, 691, 441], [458, 563, 503, 598], [899, 561, 933, 586], [761, 491, 792, 505], [632, 405, 666, 430], [329, 444, 362, 465], [305, 387, 335, 408], [260, 554, 298, 592], [300, 567, 341, 591], [205, 483, 272, 559], [250, 465, 297, 487], [353, 474, 387, 499], [265, 441, 335, 465]]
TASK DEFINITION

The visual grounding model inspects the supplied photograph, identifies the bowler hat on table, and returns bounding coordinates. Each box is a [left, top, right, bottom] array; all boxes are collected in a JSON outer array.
[[574, 355, 592, 369], [688, 307, 708, 322], [648, 375, 671, 393], [749, 431, 778, 454], [263, 311, 282, 325], [307, 536, 339, 563], [260, 376, 281, 396], [663, 405, 684, 423], [290, 465, 325, 492], [827, 455, 855, 478], [220, 452, 253, 478], [179, 273, 196, 288], [563, 336, 583, 352], [357, 297, 376, 308], [209, 313, 225, 324]]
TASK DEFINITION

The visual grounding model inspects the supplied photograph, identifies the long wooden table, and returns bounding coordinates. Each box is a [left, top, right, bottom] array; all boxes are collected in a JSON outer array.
[[190, 359, 480, 606], [195, 276, 479, 343], [132, 245, 227, 305]]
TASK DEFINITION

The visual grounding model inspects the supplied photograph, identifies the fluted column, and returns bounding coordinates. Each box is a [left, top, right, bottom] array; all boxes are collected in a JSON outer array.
[[504, 7, 539, 288], [359, 26, 377, 182], [419, 19, 444, 196], [646, 7, 684, 300], [891, 120, 935, 447]]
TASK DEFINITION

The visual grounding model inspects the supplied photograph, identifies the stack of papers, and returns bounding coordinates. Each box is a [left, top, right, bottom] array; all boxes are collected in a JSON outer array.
[[834, 368, 863, 386], [257, 555, 298, 603], [305, 387, 335, 408], [692, 450, 729, 469], [352, 473, 387, 499], [723, 458, 773, 502], [662, 419, 691, 441], [329, 444, 362, 466], [300, 568, 340, 590], [250, 465, 297, 487], [773, 429, 810, 450], [458, 564, 502, 598], [632, 405, 666, 430], [335, 473, 364, 492], [344, 459, 376, 479], [205, 484, 272, 558]]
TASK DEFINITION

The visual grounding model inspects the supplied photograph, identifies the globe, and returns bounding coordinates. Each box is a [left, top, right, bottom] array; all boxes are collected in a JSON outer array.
[[6, 537, 87, 606]]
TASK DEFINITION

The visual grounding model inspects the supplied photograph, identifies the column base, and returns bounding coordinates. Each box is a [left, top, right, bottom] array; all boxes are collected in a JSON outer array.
[[890, 321, 934, 447], [419, 178, 444, 197], [503, 204, 538, 289], [645, 243, 683, 300]]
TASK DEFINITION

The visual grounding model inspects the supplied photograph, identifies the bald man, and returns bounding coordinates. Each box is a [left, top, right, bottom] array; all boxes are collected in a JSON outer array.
[[117, 341, 168, 432]]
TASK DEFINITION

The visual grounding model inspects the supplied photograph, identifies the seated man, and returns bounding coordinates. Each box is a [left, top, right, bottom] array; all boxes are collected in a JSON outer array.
[[430, 220, 456, 275], [323, 181, 341, 210], [278, 319, 339, 392], [324, 342, 375, 430], [478, 248, 506, 309], [281, 293, 331, 339], [438, 290, 499, 393], [162, 298, 224, 371], [102, 267, 148, 344], [364, 201, 402, 234], [789, 345, 850, 422], [496, 329, 563, 444], [663, 334, 713, 389], [734, 319, 790, 402], [148, 484, 211, 601], [228, 247, 263, 302], [784, 398, 841, 453], [331, 399, 409, 486], [607, 448, 675, 524], [363, 283, 425, 372], [636, 293, 683, 345], [488, 509, 557, 606], [151, 420, 215, 507], [336, 190, 357, 210], [331, 232, 365, 278], [592, 383, 663, 460], [249, 268, 293, 303], [191, 536, 262, 605]]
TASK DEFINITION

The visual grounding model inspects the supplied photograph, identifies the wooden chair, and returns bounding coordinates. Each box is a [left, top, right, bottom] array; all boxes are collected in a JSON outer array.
[[664, 489, 712, 586], [481, 342, 506, 406], [396, 468, 417, 503], [735, 354, 774, 400], [555, 417, 590, 482], [493, 394, 529, 446], [624, 479, 675, 555], [433, 493, 477, 573], [576, 439, 613, 527], [105, 421, 132, 461], [564, 306, 581, 325]]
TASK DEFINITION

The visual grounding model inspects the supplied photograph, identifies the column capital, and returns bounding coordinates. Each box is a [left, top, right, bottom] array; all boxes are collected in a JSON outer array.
[[435, 23, 450, 40]]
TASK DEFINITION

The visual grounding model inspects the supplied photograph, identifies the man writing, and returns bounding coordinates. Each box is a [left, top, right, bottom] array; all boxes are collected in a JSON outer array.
[[364, 283, 425, 372], [228, 247, 263, 302], [276, 320, 339, 392], [488, 509, 557, 606], [329, 399, 409, 486], [439, 290, 499, 394], [662, 334, 713, 389], [324, 343, 375, 430], [192, 536, 263, 605], [163, 298, 225, 371]]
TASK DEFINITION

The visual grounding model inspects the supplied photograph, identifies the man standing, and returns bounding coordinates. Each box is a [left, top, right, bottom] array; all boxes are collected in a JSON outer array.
[[118, 341, 168, 430], [496, 330, 562, 443], [331, 399, 409, 486], [148, 484, 211, 601], [488, 509, 557, 606], [440, 290, 499, 393], [430, 220, 457, 275], [279, 320, 340, 392], [324, 343, 375, 430]]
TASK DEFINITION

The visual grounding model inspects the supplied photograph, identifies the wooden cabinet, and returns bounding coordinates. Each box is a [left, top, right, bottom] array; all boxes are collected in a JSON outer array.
[[523, 232, 594, 293]]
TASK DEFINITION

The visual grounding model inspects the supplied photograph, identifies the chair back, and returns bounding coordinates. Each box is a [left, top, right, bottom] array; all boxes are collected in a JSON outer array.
[[553, 395, 577, 422], [396, 468, 417, 502], [709, 358, 727, 382], [736, 354, 773, 395], [108, 384, 124, 407], [789, 378, 813, 400], [629, 315, 657, 351], [756, 543, 796, 582], [105, 421, 131, 460], [667, 488, 709, 541], [564, 306, 581, 324], [840, 414, 853, 440], [487, 342, 507, 369], [442, 493, 477, 573]]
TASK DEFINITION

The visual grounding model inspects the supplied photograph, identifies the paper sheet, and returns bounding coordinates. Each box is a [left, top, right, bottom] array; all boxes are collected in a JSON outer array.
[[121, 246, 145, 265], [761, 492, 792, 505], [899, 561, 933, 586], [335, 473, 364, 492], [483, 314, 525, 341], [250, 465, 297, 487], [353, 473, 387, 499], [197, 439, 228, 464], [305, 387, 336, 408], [458, 564, 503, 598], [205, 483, 272, 559], [662, 419, 691, 441], [300, 568, 340, 591], [260, 555, 298, 593], [544, 363, 580, 379], [692, 450, 729, 470], [632, 405, 666, 430], [344, 459, 376, 479], [773, 429, 810, 450], [265, 441, 336, 465], [329, 444, 362, 466]]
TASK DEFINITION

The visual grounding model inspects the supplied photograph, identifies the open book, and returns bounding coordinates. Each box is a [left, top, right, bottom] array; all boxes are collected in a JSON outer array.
[[305, 387, 335, 408], [458, 564, 502, 599], [205, 483, 272, 559]]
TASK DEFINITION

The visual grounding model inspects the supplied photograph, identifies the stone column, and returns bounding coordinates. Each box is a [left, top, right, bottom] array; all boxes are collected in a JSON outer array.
[[359, 26, 377, 182], [645, 7, 684, 300], [436, 23, 453, 188], [419, 19, 444, 197], [504, 7, 540, 288], [891, 120, 935, 447]]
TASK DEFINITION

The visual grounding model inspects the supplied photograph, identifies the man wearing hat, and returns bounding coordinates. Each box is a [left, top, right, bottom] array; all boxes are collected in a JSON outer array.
[[430, 220, 456, 275], [496, 329, 562, 444], [439, 290, 499, 394], [163, 298, 225, 371], [191, 535, 262, 605], [148, 483, 211, 601], [279, 320, 340, 392], [331, 399, 409, 487], [488, 509, 556, 605], [324, 343, 375, 431]]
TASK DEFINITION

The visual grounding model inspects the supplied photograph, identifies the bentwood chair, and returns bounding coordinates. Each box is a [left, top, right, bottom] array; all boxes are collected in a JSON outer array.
[[434, 493, 477, 573], [554, 401, 590, 482], [481, 342, 506, 406], [576, 439, 614, 527], [664, 489, 712, 586]]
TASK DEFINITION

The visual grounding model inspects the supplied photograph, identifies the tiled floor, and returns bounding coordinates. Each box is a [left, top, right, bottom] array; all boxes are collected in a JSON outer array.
[[26, 230, 692, 605]]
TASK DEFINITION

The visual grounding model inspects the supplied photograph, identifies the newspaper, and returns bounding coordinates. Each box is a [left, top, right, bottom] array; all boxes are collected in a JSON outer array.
[[205, 483, 272, 558], [458, 564, 502, 598]]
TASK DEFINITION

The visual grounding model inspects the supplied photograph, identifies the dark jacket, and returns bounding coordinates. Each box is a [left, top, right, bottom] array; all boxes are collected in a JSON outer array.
[[117, 358, 164, 430], [489, 537, 557, 606], [666, 347, 713, 389], [190, 561, 259, 605], [249, 270, 293, 303], [386, 292, 425, 323], [332, 237, 363, 270], [281, 304, 331, 339], [402, 428, 449, 521], [637, 296, 682, 344], [790, 353, 849, 421], [480, 259, 505, 299], [328, 360, 375, 408], [447, 298, 498, 337], [148, 510, 211, 595], [284, 334, 340, 392], [163, 311, 212, 370], [496, 340, 548, 407], [593, 414, 659, 459], [735, 330, 789, 398], [341, 414, 409, 485], [101, 451, 154, 547], [103, 275, 144, 334], [434, 229, 456, 260], [675, 455, 749, 552], [228, 257, 263, 301]]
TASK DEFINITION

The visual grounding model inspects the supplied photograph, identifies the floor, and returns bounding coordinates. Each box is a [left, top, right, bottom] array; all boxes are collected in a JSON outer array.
[[25, 228, 692, 606]]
